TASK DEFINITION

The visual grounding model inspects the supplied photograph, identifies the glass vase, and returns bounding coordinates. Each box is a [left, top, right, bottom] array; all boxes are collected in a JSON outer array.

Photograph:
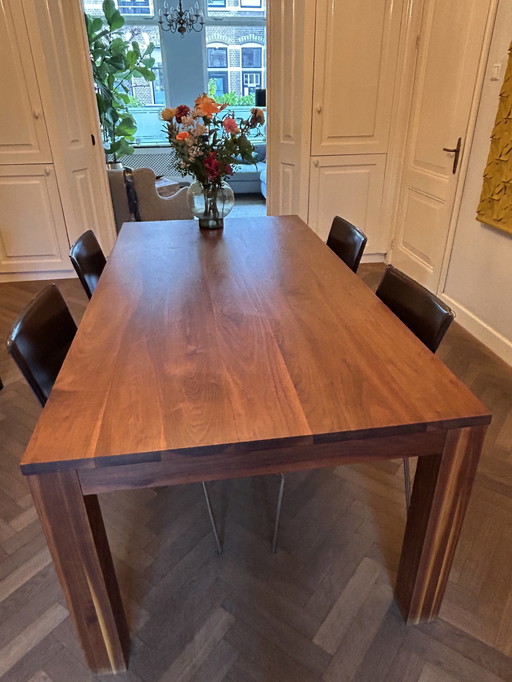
[[187, 180, 235, 229]]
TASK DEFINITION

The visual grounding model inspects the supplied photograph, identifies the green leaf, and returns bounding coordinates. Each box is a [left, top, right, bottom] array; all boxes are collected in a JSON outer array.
[[89, 17, 103, 34], [117, 138, 135, 156], [103, 0, 117, 23], [133, 67, 155, 81], [116, 117, 137, 136]]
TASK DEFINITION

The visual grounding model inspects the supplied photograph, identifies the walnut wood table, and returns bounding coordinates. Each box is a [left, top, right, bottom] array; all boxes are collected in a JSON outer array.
[[20, 216, 491, 675]]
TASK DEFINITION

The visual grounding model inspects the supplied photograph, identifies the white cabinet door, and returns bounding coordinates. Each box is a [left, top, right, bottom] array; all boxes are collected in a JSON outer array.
[[0, 165, 71, 274], [308, 155, 387, 255], [311, 0, 403, 156], [0, 0, 51, 164]]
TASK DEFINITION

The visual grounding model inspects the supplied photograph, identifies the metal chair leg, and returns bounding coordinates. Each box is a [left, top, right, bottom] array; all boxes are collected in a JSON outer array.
[[202, 481, 223, 555], [272, 473, 285, 553], [403, 458, 411, 512]]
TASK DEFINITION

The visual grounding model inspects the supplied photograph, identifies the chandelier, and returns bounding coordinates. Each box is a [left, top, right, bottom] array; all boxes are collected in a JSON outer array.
[[158, 1, 205, 35]]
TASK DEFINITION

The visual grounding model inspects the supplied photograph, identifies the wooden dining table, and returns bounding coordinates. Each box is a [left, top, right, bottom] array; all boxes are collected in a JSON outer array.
[[20, 215, 491, 675]]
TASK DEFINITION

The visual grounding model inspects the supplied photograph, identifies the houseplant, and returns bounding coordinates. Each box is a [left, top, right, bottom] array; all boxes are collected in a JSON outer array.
[[161, 94, 265, 228], [85, 0, 156, 165]]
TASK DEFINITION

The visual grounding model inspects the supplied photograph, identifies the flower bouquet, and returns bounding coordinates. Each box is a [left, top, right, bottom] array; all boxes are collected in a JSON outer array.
[[161, 94, 265, 228]]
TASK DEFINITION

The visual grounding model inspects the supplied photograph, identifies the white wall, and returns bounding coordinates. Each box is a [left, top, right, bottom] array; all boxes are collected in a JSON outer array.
[[443, 0, 512, 365]]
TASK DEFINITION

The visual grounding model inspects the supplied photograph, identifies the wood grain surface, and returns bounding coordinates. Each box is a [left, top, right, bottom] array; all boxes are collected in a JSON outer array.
[[17, 217, 493, 672], [20, 216, 490, 474]]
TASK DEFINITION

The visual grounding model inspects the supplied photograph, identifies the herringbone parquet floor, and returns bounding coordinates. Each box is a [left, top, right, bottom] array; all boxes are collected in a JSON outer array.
[[1, 264, 512, 682]]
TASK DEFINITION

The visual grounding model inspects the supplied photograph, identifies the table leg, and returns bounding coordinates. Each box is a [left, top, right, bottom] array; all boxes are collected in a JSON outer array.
[[27, 469, 129, 674], [395, 425, 487, 623]]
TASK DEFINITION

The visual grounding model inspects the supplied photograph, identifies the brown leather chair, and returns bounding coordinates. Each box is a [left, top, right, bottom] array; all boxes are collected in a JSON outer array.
[[69, 230, 107, 300], [326, 216, 368, 273], [6, 284, 77, 406], [376, 265, 455, 353], [376, 265, 455, 508]]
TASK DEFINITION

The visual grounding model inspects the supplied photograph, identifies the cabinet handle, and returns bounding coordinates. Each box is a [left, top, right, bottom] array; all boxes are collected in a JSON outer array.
[[315, 104, 322, 113], [33, 110, 41, 119], [313, 159, 319, 167], [45, 166, 51, 176]]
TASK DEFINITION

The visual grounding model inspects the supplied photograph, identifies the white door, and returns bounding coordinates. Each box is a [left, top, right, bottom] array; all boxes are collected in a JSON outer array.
[[0, 165, 71, 275], [309, 155, 387, 254], [391, 0, 494, 290], [267, 0, 315, 220], [311, 0, 403, 156], [0, 0, 51, 164]]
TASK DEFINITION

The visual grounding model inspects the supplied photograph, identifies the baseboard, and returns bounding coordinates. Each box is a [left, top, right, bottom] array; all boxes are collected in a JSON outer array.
[[361, 253, 386, 264], [441, 294, 512, 367], [0, 270, 75, 284]]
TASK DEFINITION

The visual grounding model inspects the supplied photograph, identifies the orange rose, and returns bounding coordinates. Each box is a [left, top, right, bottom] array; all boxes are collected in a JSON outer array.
[[194, 93, 227, 118], [160, 107, 176, 122], [176, 131, 190, 140]]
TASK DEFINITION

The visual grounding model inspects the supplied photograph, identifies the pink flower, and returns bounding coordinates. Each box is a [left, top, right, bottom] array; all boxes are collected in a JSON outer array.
[[222, 117, 239, 134], [176, 131, 190, 140]]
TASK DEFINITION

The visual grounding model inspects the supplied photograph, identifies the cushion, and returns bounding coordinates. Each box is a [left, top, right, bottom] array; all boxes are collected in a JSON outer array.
[[234, 144, 266, 165]]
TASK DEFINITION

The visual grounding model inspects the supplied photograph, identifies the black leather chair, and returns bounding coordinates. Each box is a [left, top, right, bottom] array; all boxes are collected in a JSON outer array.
[[6, 283, 223, 553], [69, 230, 107, 300], [326, 216, 368, 273], [6, 284, 77, 407], [376, 265, 455, 508]]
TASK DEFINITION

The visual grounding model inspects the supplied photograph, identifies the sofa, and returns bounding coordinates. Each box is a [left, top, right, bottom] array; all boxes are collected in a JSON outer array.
[[227, 144, 266, 195]]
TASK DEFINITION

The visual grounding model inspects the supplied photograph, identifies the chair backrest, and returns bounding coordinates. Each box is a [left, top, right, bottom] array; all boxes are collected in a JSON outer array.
[[6, 284, 77, 406], [107, 169, 135, 233], [376, 265, 455, 352], [326, 216, 368, 273], [69, 230, 106, 300], [130, 168, 193, 221]]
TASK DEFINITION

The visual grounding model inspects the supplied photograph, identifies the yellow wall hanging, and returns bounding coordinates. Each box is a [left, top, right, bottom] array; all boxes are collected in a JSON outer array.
[[477, 42, 512, 235]]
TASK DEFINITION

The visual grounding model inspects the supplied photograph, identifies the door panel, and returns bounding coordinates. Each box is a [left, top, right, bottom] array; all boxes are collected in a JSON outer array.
[[308, 154, 387, 253], [312, 0, 403, 156], [267, 0, 315, 219], [0, 0, 51, 164], [0, 166, 70, 272], [392, 0, 493, 289]]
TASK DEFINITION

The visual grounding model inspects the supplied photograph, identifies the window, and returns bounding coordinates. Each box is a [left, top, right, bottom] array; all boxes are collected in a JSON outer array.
[[151, 48, 165, 105], [205, 0, 266, 107], [242, 47, 262, 69], [208, 47, 228, 69], [242, 71, 261, 95], [83, 1, 266, 146], [117, 0, 153, 15], [209, 72, 229, 96], [83, 0, 155, 16]]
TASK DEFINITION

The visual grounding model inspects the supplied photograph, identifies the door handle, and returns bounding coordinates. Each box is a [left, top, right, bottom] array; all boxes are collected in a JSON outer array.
[[443, 137, 462, 174]]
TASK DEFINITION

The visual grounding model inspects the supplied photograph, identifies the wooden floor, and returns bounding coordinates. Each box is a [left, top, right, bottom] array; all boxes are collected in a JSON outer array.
[[1, 265, 512, 681]]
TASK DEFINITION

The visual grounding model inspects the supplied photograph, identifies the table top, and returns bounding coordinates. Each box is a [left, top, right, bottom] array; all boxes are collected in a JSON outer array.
[[21, 216, 490, 474]]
